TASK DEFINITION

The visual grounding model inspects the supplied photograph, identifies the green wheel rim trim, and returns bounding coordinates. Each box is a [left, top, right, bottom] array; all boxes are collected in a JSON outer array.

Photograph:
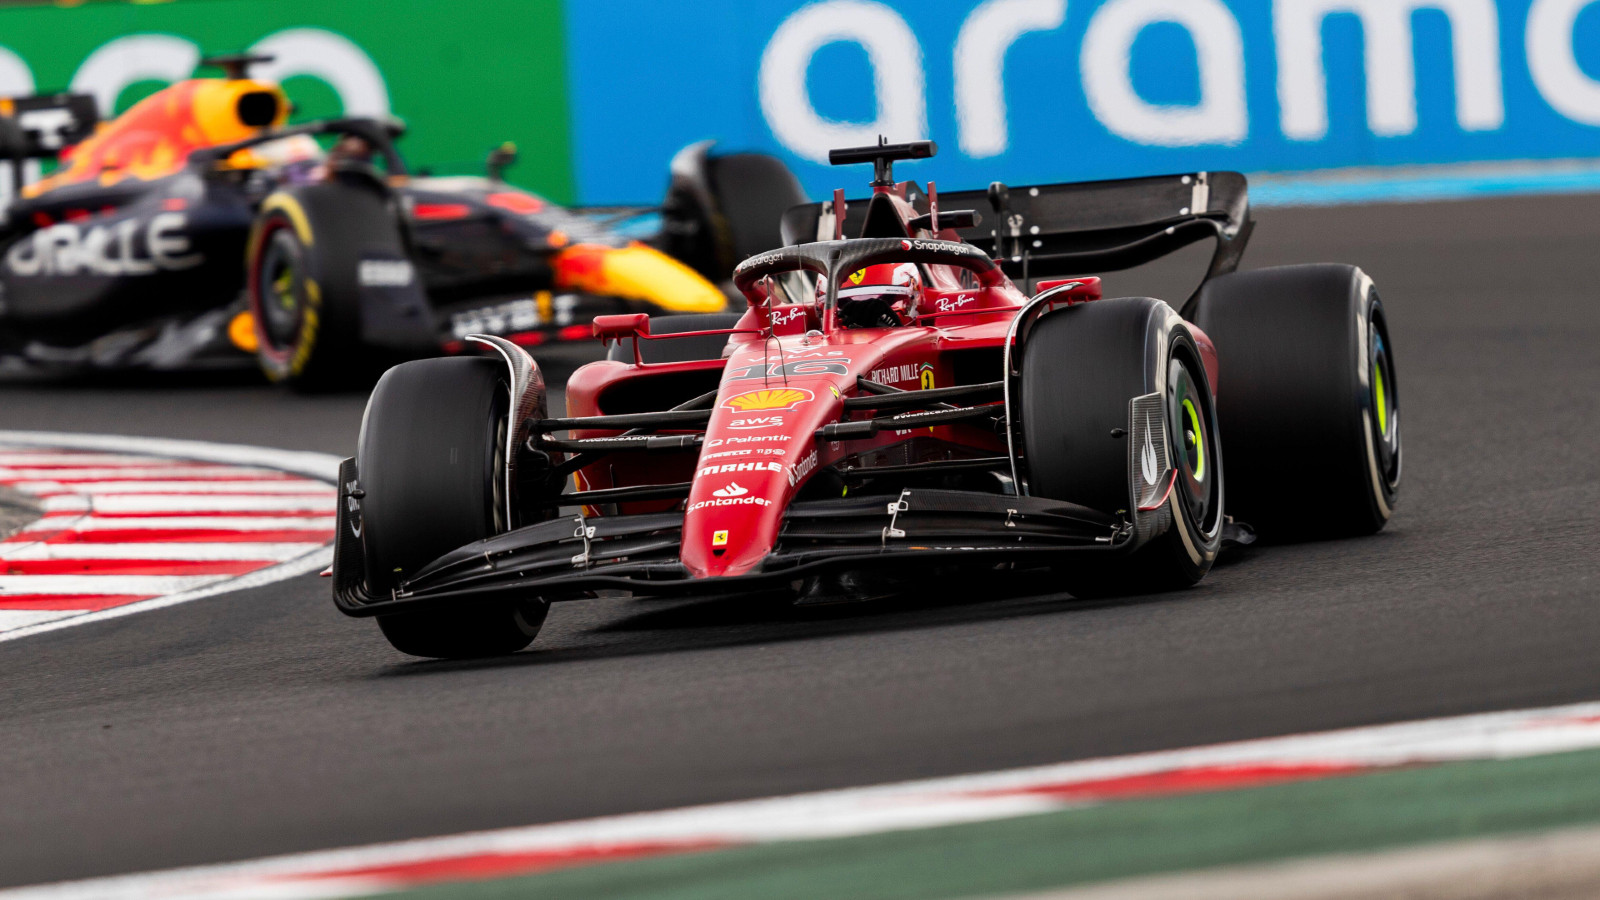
[[274, 269, 295, 310], [1374, 361, 1389, 437], [1181, 397, 1205, 481]]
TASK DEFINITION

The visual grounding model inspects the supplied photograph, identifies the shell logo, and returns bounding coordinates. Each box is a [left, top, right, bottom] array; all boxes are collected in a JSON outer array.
[[723, 387, 814, 412]]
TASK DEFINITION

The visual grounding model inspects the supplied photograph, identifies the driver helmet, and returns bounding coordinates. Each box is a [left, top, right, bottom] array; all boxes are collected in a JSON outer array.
[[830, 262, 922, 328]]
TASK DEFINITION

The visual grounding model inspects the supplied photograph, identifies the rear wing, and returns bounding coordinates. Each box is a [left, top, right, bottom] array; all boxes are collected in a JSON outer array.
[[781, 171, 1253, 290], [0, 92, 100, 202], [0, 93, 99, 159]]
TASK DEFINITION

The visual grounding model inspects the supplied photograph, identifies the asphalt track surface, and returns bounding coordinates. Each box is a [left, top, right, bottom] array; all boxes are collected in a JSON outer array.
[[1, 193, 1597, 888]]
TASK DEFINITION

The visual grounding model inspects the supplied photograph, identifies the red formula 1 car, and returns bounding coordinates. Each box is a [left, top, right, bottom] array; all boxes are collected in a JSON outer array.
[[333, 140, 1402, 659]]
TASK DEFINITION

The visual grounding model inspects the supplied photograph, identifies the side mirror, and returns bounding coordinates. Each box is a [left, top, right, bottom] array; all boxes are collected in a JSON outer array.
[[486, 142, 518, 181], [1034, 276, 1102, 305], [592, 313, 649, 342], [747, 276, 777, 333]]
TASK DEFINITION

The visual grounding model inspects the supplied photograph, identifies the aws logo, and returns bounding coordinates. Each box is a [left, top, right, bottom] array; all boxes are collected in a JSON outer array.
[[723, 387, 814, 413]]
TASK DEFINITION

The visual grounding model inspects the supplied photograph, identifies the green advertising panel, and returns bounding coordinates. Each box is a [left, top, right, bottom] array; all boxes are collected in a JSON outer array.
[[0, 0, 574, 202]]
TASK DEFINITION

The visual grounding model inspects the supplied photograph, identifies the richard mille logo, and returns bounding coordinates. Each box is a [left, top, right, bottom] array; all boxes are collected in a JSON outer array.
[[1140, 415, 1159, 487]]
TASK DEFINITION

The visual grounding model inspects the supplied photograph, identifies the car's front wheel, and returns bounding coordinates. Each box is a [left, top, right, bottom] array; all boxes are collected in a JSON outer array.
[[358, 356, 547, 658], [1018, 297, 1224, 596]]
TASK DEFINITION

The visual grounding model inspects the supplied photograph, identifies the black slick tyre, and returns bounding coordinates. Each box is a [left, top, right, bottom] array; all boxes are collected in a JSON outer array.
[[358, 356, 546, 658], [1019, 297, 1224, 596], [1188, 265, 1399, 538], [246, 182, 398, 391], [605, 313, 743, 363], [705, 153, 807, 264]]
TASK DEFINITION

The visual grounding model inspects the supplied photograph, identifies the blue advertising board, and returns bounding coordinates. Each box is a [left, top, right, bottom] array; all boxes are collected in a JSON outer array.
[[566, 0, 1600, 204]]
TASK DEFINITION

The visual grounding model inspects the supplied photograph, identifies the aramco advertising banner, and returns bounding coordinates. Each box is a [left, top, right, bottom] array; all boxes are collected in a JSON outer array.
[[0, 0, 1598, 205]]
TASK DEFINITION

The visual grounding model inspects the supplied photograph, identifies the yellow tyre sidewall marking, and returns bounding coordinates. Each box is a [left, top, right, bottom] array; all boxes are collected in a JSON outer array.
[[288, 278, 322, 377], [260, 193, 314, 245], [247, 194, 317, 380]]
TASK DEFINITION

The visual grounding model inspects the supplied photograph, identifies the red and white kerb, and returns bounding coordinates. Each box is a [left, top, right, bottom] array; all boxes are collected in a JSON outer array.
[[0, 444, 336, 636]]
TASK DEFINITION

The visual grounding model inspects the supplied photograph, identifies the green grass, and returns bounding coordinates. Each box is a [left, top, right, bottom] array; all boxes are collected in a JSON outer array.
[[370, 748, 1600, 900]]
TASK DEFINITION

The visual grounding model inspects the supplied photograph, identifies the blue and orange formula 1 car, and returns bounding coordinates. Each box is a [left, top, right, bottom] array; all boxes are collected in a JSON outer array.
[[334, 139, 1402, 659], [0, 55, 803, 388]]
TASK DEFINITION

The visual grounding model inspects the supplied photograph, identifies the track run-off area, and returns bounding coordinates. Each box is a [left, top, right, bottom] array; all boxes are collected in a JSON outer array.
[[9, 701, 1600, 899], [0, 192, 1596, 897]]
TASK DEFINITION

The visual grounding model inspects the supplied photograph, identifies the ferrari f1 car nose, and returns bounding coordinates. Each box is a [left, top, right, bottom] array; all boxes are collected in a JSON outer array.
[[680, 378, 844, 580]]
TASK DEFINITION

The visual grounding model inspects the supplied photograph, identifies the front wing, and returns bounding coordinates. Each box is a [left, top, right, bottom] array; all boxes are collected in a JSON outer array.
[[332, 458, 1130, 618]]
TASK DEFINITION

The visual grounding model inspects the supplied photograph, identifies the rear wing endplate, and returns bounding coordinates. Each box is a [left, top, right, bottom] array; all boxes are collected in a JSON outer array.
[[0, 93, 99, 159], [782, 171, 1253, 291]]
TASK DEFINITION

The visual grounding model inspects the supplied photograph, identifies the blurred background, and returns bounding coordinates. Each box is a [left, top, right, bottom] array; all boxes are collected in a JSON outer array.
[[0, 0, 1593, 204]]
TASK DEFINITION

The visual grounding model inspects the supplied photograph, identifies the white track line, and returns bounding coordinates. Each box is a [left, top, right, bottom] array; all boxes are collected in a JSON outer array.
[[0, 434, 339, 481], [5, 516, 337, 534], [1, 543, 319, 561], [0, 453, 201, 467], [0, 610, 83, 631], [42, 495, 336, 514], [13, 481, 336, 495], [0, 467, 301, 481], [8, 701, 1600, 900], [0, 574, 237, 595], [0, 432, 341, 644]]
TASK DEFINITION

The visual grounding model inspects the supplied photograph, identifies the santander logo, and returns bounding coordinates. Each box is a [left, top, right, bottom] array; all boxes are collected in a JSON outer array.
[[713, 482, 750, 498]]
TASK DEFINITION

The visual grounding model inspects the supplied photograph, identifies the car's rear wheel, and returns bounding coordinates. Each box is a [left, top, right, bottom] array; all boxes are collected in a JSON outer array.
[[358, 356, 547, 658], [1019, 297, 1224, 596], [1188, 264, 1399, 537]]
